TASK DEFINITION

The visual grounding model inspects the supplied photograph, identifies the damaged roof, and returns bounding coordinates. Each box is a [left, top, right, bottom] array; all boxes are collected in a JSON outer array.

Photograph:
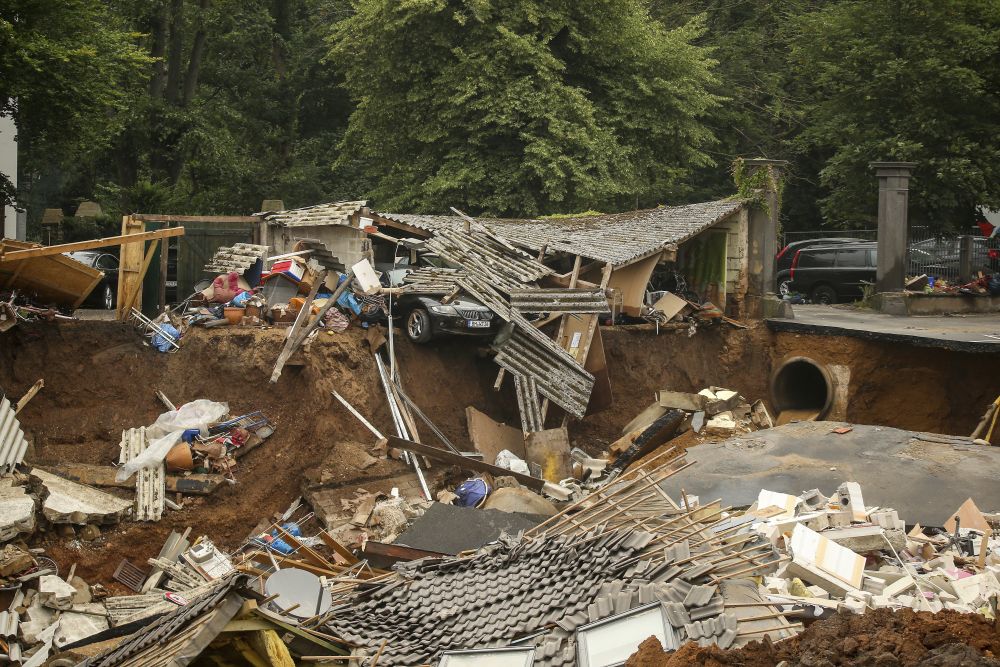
[[258, 200, 367, 228], [376, 198, 746, 267]]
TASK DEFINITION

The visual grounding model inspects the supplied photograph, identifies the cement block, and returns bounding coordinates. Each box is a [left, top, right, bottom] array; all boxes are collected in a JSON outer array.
[[0, 484, 36, 542], [31, 469, 131, 525]]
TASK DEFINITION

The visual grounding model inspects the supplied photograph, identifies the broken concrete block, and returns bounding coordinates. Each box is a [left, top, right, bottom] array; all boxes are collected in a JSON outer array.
[[52, 610, 109, 649], [704, 411, 737, 435], [39, 575, 76, 611], [952, 572, 1000, 606], [483, 486, 557, 517], [836, 482, 867, 522], [0, 483, 36, 543], [823, 525, 904, 553], [31, 469, 132, 525], [0, 544, 34, 577], [20, 598, 55, 644], [657, 390, 708, 412]]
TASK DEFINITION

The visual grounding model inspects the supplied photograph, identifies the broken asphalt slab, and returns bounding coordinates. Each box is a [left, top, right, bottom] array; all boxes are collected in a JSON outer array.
[[394, 501, 543, 555], [662, 421, 1000, 527]]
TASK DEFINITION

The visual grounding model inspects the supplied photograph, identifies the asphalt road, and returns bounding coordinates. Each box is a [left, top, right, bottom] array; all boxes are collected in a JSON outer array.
[[768, 304, 1000, 352]]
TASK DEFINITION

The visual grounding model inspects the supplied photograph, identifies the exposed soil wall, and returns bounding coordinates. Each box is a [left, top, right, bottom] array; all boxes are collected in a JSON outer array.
[[626, 609, 1000, 667], [2, 319, 999, 583]]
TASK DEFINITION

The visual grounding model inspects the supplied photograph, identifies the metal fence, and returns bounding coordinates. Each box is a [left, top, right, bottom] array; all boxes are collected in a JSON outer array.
[[782, 227, 995, 282]]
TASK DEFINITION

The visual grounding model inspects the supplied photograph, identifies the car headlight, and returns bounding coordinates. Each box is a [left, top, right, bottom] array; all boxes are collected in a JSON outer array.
[[429, 304, 457, 315]]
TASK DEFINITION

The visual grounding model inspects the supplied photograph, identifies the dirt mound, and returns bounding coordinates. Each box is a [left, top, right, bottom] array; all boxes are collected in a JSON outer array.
[[626, 609, 1000, 667]]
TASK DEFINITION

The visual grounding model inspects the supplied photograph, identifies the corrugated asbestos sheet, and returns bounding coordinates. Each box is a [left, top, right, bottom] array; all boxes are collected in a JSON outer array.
[[293, 238, 346, 272], [513, 373, 544, 432], [400, 267, 466, 293], [424, 228, 552, 292], [377, 198, 745, 267], [260, 200, 367, 228], [119, 427, 164, 522], [496, 321, 594, 419], [510, 287, 607, 314], [0, 396, 28, 475], [421, 227, 593, 417], [203, 243, 268, 274]]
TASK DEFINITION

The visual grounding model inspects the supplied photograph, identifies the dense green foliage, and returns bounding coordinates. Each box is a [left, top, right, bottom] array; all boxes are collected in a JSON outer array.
[[330, 0, 719, 216], [6, 0, 1000, 234], [788, 0, 1000, 228]]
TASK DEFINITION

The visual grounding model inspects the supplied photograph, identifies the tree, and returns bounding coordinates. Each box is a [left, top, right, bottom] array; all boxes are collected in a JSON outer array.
[[330, 0, 720, 217], [0, 0, 149, 208], [789, 0, 1000, 229]]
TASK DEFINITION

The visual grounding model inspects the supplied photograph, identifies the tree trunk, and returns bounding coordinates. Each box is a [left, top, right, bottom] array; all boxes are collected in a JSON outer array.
[[181, 0, 209, 107], [148, 0, 170, 99], [164, 0, 185, 106]]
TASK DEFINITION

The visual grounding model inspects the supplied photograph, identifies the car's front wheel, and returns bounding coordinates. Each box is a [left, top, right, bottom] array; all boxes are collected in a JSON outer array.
[[103, 285, 114, 310], [810, 284, 837, 305], [778, 280, 791, 297], [406, 308, 433, 343]]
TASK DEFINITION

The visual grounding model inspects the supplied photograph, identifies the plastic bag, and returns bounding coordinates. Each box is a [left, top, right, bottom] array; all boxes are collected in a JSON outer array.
[[152, 323, 181, 352], [116, 400, 229, 482]]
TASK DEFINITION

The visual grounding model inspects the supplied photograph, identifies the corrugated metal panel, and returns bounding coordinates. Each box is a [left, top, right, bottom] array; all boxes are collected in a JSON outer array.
[[119, 427, 164, 522], [261, 200, 367, 228], [510, 288, 607, 314], [377, 199, 745, 267], [0, 396, 28, 474]]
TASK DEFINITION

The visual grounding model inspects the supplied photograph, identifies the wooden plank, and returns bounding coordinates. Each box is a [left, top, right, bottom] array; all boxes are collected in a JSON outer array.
[[319, 531, 360, 566], [273, 525, 335, 571], [0, 227, 185, 262], [362, 541, 447, 563], [134, 214, 258, 223], [386, 436, 545, 491], [120, 239, 160, 318], [14, 379, 44, 414], [39, 463, 225, 495]]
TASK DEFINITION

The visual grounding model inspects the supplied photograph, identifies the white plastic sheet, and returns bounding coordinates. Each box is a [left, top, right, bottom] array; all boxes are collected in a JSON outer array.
[[116, 400, 229, 482]]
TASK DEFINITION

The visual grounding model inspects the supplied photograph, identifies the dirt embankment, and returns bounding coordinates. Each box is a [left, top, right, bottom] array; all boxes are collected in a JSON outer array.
[[3, 320, 1000, 584], [627, 609, 1000, 667]]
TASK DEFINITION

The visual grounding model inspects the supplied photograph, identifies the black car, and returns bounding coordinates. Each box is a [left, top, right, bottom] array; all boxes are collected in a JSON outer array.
[[392, 293, 500, 343], [785, 243, 876, 304], [65, 251, 119, 309], [775, 237, 867, 294]]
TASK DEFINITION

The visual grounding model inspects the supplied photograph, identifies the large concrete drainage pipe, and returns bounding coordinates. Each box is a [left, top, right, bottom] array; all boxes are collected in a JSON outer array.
[[770, 356, 835, 423]]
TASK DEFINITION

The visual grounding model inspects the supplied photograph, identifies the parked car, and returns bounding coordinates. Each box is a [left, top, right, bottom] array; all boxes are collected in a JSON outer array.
[[393, 293, 500, 343], [775, 237, 867, 294], [65, 251, 119, 309], [785, 243, 876, 304]]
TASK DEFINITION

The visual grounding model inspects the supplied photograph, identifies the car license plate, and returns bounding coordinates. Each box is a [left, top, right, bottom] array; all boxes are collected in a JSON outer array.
[[467, 320, 490, 329]]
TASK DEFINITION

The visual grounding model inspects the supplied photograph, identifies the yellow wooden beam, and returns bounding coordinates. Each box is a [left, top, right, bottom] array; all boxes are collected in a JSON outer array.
[[0, 227, 185, 262]]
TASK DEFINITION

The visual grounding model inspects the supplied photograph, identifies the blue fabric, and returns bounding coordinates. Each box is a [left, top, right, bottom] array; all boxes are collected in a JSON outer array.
[[454, 478, 490, 508], [230, 291, 251, 307], [152, 324, 181, 352]]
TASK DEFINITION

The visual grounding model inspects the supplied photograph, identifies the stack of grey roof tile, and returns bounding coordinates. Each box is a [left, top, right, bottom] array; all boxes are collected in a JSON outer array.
[[399, 267, 467, 293], [203, 243, 268, 274], [324, 525, 781, 666]]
